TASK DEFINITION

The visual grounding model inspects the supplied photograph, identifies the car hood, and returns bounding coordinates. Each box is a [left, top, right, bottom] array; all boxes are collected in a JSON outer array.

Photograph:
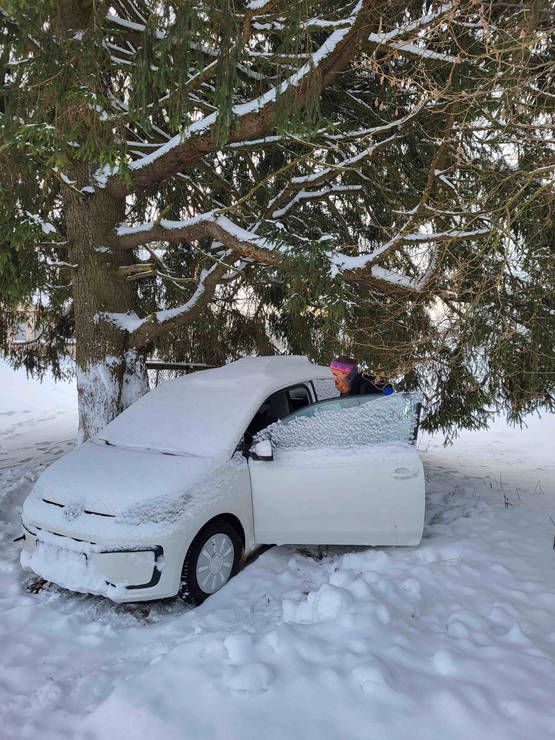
[[27, 440, 220, 517]]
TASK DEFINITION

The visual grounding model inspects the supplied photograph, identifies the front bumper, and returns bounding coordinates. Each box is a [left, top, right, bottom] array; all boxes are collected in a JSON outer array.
[[21, 522, 179, 602]]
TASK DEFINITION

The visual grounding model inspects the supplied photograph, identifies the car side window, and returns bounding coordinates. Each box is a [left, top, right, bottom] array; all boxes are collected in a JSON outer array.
[[312, 377, 339, 401], [262, 392, 423, 450], [287, 385, 311, 412]]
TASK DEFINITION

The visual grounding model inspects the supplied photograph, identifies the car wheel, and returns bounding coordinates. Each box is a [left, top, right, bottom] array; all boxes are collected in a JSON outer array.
[[179, 520, 242, 605]]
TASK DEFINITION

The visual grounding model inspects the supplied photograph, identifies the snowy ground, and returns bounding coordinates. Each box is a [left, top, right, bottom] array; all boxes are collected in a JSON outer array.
[[1, 360, 554, 740]]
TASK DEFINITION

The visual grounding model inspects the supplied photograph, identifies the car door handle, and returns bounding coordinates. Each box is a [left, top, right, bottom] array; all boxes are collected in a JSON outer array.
[[393, 467, 418, 479]]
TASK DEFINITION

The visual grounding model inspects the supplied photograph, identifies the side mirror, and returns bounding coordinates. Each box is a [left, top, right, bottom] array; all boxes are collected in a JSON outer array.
[[250, 439, 273, 461]]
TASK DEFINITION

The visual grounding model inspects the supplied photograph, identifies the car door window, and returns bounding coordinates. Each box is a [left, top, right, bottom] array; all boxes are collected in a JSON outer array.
[[257, 392, 422, 450], [312, 377, 339, 401]]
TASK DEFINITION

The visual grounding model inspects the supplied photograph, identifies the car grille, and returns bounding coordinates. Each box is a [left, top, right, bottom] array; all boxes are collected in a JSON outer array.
[[23, 521, 94, 544]]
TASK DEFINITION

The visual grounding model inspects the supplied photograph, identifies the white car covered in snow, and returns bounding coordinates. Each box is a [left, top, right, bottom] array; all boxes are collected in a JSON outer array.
[[20, 356, 424, 604]]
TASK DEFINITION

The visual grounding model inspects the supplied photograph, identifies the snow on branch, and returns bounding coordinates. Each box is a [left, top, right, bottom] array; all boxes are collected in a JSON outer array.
[[324, 102, 427, 141], [267, 132, 400, 217], [367, 3, 456, 45], [106, 1, 370, 195], [24, 211, 57, 235], [105, 12, 164, 39], [331, 227, 491, 275], [116, 210, 489, 298], [271, 185, 362, 219], [290, 135, 399, 186], [352, 243, 442, 294], [365, 3, 459, 63], [369, 39, 460, 64], [128, 25, 359, 165], [116, 211, 290, 266], [369, 265, 424, 291], [98, 262, 226, 347], [337, 253, 438, 294], [227, 136, 283, 149], [246, 0, 281, 14], [254, 0, 453, 35], [116, 211, 216, 245], [261, 103, 429, 216]]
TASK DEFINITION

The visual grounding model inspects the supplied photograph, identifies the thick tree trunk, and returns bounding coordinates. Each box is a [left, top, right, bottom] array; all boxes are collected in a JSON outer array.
[[64, 167, 149, 442]]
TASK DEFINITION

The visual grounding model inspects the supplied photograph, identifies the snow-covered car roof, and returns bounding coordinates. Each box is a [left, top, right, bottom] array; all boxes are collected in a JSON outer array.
[[98, 356, 332, 458]]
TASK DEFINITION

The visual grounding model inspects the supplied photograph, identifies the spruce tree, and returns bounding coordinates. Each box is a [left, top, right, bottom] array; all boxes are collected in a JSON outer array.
[[1, 0, 553, 440]]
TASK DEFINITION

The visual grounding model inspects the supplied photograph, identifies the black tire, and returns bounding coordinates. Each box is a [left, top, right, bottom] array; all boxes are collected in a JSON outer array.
[[178, 519, 242, 605]]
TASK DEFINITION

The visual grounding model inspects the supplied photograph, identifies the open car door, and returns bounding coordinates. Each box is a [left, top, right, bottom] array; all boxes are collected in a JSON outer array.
[[248, 392, 424, 546]]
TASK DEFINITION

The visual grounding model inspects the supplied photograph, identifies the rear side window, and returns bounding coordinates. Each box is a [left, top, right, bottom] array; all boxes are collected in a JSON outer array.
[[288, 385, 311, 412], [313, 377, 339, 401]]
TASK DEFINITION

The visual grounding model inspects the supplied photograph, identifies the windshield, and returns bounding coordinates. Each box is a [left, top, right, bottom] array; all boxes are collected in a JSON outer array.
[[256, 392, 422, 450], [98, 375, 262, 458], [97, 359, 331, 458]]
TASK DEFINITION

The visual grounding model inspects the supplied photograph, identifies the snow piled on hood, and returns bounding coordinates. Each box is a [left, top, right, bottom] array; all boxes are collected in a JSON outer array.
[[25, 440, 217, 517]]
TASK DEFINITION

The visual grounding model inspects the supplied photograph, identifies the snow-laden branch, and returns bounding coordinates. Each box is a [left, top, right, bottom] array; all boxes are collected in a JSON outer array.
[[255, 1, 455, 35], [267, 132, 401, 217], [331, 227, 491, 275], [369, 265, 424, 291], [272, 185, 362, 219], [364, 238, 443, 294], [116, 211, 288, 266], [105, 12, 163, 38], [324, 102, 428, 141], [106, 1, 370, 195], [295, 134, 400, 186], [260, 102, 428, 218], [367, 3, 456, 45], [245, 0, 282, 14], [341, 250, 437, 294], [365, 3, 459, 63], [105, 14, 266, 85], [369, 38, 459, 64], [98, 262, 227, 347], [24, 211, 57, 235], [116, 208, 491, 297], [227, 135, 283, 149], [128, 21, 360, 163]]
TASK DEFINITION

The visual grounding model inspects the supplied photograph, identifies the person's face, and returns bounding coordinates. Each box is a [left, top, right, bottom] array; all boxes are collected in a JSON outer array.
[[332, 369, 350, 394]]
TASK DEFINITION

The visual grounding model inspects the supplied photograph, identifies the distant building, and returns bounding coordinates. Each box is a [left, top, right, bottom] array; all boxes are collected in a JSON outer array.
[[8, 308, 38, 345], [8, 308, 75, 357]]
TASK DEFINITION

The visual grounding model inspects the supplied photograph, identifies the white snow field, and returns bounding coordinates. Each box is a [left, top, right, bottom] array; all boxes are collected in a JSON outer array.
[[1, 359, 554, 740]]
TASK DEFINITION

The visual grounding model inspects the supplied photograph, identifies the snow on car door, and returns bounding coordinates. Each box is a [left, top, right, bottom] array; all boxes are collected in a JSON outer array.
[[248, 393, 425, 546]]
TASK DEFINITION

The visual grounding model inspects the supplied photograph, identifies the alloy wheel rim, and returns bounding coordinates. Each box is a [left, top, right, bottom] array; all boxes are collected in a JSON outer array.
[[195, 533, 234, 594]]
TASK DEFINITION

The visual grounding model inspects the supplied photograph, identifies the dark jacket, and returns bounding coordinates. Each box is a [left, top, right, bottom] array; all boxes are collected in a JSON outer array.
[[341, 372, 394, 397]]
